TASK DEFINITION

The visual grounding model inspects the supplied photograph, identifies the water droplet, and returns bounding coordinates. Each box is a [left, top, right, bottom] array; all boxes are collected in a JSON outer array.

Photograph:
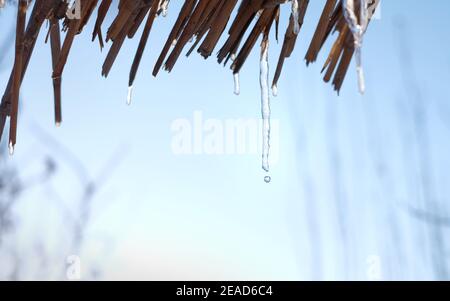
[[127, 85, 133, 106], [264, 176, 271, 183], [55, 121, 61, 128]]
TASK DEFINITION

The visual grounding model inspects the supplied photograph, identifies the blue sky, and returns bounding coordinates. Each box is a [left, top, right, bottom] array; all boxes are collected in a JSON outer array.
[[1, 0, 450, 280]]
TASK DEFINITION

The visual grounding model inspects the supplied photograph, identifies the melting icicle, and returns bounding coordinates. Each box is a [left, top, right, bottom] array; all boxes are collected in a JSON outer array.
[[355, 48, 365, 94], [161, 5, 168, 17], [127, 85, 133, 106], [159, 0, 170, 17], [272, 84, 278, 97], [291, 0, 300, 35], [233, 73, 240, 95], [8, 141, 14, 156], [342, 0, 370, 94], [260, 40, 271, 179]]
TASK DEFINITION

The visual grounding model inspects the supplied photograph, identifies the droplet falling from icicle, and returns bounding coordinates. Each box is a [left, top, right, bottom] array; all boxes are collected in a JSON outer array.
[[234, 73, 240, 95], [292, 0, 300, 34], [342, 0, 370, 94], [127, 85, 133, 106], [260, 40, 271, 176], [264, 176, 271, 183]]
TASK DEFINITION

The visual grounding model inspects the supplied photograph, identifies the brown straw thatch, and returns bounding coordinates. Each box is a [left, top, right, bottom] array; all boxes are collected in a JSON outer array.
[[0, 0, 379, 152]]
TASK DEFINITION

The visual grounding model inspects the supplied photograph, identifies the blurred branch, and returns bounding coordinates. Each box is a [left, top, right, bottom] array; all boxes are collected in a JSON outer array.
[[31, 123, 90, 187], [30, 122, 127, 261], [0, 141, 57, 279], [0, 115, 127, 279], [407, 206, 450, 228], [394, 18, 448, 280]]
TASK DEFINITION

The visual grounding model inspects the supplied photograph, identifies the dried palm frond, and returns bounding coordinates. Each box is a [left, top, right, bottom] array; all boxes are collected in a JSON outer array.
[[0, 0, 379, 152]]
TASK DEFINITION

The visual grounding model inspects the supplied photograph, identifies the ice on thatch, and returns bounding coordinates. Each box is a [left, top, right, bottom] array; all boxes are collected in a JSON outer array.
[[292, 0, 301, 34], [8, 141, 14, 156], [342, 0, 371, 94], [159, 0, 170, 17], [272, 84, 278, 97]]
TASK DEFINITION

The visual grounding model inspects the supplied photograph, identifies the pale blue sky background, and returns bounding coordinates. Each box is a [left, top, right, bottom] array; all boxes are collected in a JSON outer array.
[[1, 0, 450, 280]]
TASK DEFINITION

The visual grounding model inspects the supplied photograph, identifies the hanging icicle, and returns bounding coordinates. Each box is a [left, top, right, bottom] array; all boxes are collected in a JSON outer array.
[[272, 84, 278, 97], [233, 73, 240, 95], [127, 85, 133, 106], [159, 0, 170, 18], [292, 0, 300, 35], [342, 0, 370, 94], [260, 39, 271, 182]]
